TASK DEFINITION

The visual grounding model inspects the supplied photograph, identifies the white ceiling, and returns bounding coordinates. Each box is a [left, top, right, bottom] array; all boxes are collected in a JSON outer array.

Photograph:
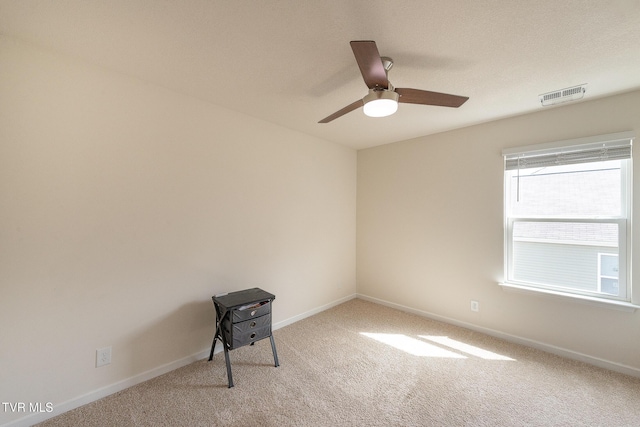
[[2, 1, 640, 150]]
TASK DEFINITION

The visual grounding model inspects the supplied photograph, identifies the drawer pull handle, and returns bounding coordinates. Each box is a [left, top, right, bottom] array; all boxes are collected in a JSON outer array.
[[250, 321, 256, 328], [251, 310, 256, 316], [250, 332, 256, 339]]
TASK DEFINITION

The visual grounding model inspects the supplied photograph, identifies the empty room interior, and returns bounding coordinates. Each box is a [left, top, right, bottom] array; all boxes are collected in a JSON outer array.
[[2, 1, 640, 426]]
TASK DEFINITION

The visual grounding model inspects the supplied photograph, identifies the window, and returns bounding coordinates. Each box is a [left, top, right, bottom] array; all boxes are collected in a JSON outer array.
[[502, 132, 633, 303]]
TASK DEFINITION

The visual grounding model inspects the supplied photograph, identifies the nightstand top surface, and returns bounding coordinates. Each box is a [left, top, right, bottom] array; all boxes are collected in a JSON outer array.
[[213, 287, 275, 310]]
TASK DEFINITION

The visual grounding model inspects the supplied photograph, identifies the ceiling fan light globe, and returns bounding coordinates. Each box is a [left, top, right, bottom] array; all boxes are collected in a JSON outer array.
[[363, 90, 399, 118], [364, 99, 398, 117]]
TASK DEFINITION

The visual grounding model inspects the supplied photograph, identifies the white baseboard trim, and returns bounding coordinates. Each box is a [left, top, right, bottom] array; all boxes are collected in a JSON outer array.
[[2, 293, 357, 427], [273, 293, 357, 330], [2, 348, 211, 427], [356, 293, 640, 379]]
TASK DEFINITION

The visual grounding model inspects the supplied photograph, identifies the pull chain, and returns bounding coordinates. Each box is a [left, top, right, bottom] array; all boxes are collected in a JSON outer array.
[[516, 156, 521, 202]]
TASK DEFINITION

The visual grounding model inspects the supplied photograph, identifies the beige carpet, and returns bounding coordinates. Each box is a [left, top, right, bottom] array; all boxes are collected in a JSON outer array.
[[37, 299, 640, 426]]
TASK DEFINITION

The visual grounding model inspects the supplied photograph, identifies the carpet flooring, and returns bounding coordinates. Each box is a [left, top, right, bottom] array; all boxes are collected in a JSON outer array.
[[36, 299, 640, 426]]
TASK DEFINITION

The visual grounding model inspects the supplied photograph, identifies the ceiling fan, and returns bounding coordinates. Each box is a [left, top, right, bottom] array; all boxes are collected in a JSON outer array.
[[318, 41, 469, 123]]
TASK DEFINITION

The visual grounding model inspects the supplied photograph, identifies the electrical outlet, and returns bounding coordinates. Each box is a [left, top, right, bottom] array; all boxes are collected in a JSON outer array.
[[96, 346, 112, 367], [470, 300, 480, 312]]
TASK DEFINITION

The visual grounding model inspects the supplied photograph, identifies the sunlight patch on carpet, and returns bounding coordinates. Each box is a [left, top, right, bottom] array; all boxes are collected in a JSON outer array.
[[360, 333, 466, 358], [419, 336, 516, 361]]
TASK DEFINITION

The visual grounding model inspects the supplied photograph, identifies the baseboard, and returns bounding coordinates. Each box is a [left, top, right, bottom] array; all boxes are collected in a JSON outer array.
[[273, 293, 357, 330], [1, 348, 211, 427], [1, 293, 357, 427], [357, 293, 640, 379]]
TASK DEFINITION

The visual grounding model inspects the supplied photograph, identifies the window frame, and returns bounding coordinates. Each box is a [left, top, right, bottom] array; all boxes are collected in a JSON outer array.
[[502, 132, 635, 307]]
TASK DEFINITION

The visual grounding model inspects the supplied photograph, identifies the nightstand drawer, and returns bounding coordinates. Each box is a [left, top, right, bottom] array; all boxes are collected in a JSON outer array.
[[233, 312, 271, 333], [223, 323, 271, 349], [231, 300, 271, 322]]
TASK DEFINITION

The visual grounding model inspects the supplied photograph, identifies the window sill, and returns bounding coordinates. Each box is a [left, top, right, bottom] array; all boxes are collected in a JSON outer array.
[[498, 282, 640, 312]]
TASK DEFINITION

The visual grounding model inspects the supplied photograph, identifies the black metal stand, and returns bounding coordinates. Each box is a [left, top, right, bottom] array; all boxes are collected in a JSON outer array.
[[208, 288, 279, 388]]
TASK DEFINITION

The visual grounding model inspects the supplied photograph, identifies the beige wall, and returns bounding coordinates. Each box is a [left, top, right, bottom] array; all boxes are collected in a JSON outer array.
[[0, 37, 356, 425], [357, 89, 640, 374]]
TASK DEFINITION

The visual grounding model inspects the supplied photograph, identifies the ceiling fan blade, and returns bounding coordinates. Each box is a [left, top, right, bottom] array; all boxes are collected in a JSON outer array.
[[350, 41, 388, 89], [318, 99, 363, 123], [395, 88, 469, 107]]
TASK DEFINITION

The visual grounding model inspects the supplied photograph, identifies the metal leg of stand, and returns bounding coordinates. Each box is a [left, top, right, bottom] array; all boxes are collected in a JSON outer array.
[[208, 327, 219, 361], [223, 344, 234, 388], [270, 335, 280, 367]]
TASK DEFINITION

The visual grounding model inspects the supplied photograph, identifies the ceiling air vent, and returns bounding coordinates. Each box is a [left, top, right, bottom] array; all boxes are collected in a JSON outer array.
[[539, 84, 587, 106]]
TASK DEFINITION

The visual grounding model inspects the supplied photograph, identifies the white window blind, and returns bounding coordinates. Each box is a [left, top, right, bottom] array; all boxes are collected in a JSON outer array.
[[505, 138, 631, 170]]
